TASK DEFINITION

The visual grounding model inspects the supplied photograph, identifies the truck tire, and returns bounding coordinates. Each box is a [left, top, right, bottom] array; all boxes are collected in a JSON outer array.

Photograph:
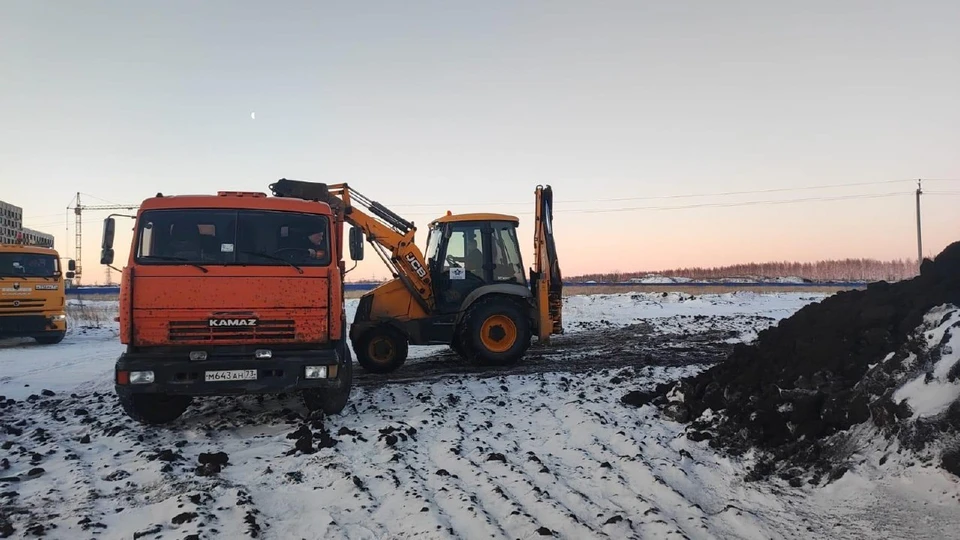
[[118, 392, 192, 425], [302, 341, 353, 415], [353, 326, 408, 373], [35, 332, 65, 345], [458, 296, 531, 366]]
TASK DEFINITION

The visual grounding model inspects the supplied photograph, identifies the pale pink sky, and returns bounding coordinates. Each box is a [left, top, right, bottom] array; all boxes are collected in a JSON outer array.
[[2, 1, 958, 284]]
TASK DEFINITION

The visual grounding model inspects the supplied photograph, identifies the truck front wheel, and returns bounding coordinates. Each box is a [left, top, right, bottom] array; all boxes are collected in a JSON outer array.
[[302, 341, 353, 415], [118, 392, 192, 425], [35, 332, 65, 345]]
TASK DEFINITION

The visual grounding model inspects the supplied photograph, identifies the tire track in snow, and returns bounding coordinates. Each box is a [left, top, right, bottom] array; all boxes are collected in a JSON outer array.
[[438, 377, 613, 539], [418, 385, 554, 539], [532, 373, 717, 538]]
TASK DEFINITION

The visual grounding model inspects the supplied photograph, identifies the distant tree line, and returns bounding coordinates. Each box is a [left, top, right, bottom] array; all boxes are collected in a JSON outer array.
[[570, 258, 920, 283]]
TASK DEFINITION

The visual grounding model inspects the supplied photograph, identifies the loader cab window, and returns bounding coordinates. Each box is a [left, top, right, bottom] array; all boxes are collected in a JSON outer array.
[[492, 223, 525, 284], [442, 225, 485, 279], [424, 226, 443, 271]]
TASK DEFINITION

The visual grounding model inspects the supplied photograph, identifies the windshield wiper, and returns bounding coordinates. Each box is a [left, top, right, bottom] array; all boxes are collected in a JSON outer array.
[[237, 250, 304, 274], [16, 272, 52, 280], [139, 255, 209, 273]]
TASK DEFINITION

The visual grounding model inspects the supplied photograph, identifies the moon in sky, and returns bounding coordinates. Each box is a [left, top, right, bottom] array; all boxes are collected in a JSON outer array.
[[251, 112, 255, 120]]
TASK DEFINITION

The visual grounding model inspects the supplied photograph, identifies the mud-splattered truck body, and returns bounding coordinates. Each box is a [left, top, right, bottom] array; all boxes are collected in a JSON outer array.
[[100, 190, 357, 424]]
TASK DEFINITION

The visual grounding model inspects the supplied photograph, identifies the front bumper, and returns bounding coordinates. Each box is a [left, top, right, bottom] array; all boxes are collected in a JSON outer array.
[[0, 313, 66, 338], [115, 347, 346, 396]]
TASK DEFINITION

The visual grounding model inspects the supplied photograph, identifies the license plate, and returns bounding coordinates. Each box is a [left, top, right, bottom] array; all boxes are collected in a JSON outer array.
[[204, 369, 258, 382]]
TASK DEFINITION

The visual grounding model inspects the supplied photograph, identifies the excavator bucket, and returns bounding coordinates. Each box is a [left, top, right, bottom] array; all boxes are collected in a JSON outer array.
[[532, 185, 563, 341]]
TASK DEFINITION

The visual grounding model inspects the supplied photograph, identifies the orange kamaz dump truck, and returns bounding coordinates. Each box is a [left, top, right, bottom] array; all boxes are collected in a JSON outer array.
[[100, 189, 362, 424]]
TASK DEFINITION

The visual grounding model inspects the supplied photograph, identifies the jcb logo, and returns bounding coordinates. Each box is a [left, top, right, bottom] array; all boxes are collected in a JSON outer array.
[[405, 253, 427, 278]]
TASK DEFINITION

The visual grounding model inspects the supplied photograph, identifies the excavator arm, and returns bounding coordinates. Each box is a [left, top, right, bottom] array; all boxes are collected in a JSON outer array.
[[531, 185, 563, 341], [268, 178, 435, 313]]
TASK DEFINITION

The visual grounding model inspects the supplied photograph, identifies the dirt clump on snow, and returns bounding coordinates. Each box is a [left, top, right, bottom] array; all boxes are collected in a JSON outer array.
[[633, 241, 960, 485]]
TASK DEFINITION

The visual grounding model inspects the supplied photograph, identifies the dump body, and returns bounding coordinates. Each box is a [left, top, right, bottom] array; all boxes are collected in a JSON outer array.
[[110, 191, 351, 407], [0, 243, 73, 343]]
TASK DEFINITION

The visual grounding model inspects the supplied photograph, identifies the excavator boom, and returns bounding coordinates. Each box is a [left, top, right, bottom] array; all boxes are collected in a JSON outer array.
[[268, 178, 435, 313]]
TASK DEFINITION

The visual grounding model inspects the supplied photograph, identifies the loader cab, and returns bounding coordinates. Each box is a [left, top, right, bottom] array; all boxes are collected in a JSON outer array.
[[425, 213, 526, 312]]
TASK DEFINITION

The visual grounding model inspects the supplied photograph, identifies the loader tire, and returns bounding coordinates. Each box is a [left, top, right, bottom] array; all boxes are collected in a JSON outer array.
[[303, 340, 353, 415], [354, 326, 408, 374], [459, 296, 531, 366], [117, 392, 192, 425]]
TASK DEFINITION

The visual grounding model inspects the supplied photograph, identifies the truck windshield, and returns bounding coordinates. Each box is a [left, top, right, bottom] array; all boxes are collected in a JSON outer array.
[[135, 209, 332, 266], [0, 253, 59, 278]]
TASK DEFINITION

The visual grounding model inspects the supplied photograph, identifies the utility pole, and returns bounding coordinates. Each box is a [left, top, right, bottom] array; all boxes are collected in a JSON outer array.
[[916, 179, 923, 269]]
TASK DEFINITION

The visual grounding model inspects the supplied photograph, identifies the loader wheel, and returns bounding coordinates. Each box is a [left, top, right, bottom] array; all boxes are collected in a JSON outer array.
[[117, 392, 192, 425], [303, 340, 353, 415], [459, 297, 531, 366], [354, 326, 408, 374]]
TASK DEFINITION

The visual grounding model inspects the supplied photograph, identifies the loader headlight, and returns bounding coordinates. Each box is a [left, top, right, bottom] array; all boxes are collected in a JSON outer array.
[[305, 366, 328, 379]]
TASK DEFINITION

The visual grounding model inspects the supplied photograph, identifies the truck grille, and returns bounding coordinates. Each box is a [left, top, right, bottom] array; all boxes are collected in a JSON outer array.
[[0, 298, 46, 314], [168, 320, 297, 342]]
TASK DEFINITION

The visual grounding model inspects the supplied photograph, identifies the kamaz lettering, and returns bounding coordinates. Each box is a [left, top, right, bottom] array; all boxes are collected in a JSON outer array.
[[208, 318, 258, 327]]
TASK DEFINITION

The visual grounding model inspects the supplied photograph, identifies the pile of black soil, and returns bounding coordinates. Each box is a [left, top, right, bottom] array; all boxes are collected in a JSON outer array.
[[629, 241, 960, 484]]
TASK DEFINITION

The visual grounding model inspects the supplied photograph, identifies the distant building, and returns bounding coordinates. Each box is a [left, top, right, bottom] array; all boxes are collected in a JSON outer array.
[[0, 199, 54, 247], [21, 227, 54, 248], [0, 200, 23, 244]]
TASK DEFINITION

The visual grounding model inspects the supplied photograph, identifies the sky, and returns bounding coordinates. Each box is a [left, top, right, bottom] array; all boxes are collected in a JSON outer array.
[[1, 0, 958, 284]]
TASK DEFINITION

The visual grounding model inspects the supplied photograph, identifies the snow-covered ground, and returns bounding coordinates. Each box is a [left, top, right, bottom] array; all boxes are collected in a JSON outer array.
[[2, 291, 960, 539]]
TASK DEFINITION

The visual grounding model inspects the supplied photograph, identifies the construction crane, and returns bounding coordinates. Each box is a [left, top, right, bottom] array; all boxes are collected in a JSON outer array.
[[66, 192, 138, 283]]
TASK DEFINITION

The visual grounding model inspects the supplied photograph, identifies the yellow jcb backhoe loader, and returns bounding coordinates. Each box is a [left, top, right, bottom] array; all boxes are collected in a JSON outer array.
[[268, 178, 563, 373]]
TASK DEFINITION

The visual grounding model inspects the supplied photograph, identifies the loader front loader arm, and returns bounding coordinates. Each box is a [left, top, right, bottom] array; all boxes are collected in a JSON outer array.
[[268, 178, 436, 313], [531, 185, 563, 340]]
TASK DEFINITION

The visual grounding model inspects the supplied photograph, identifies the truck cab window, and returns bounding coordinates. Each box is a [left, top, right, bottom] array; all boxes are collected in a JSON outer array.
[[136, 210, 235, 263], [0, 254, 58, 277], [237, 211, 331, 266], [135, 209, 331, 266]]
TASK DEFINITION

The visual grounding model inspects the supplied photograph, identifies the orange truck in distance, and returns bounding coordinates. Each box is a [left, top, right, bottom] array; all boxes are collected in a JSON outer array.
[[100, 189, 361, 424]]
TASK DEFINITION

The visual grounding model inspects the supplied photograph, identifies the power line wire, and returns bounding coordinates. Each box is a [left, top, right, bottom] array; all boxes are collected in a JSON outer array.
[[570, 191, 908, 214], [386, 178, 921, 208], [395, 190, 911, 217]]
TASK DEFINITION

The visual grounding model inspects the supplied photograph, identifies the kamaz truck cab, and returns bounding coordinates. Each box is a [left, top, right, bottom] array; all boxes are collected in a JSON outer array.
[[101, 189, 358, 424], [0, 239, 75, 344]]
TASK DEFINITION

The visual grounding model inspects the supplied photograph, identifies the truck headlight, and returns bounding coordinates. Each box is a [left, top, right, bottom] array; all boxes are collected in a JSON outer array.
[[129, 371, 155, 384], [305, 366, 327, 379], [50, 314, 66, 321]]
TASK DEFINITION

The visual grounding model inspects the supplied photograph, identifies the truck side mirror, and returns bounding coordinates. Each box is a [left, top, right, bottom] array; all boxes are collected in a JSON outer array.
[[68, 259, 76, 271], [102, 217, 116, 249], [65, 271, 75, 279], [100, 217, 116, 265], [349, 226, 364, 261]]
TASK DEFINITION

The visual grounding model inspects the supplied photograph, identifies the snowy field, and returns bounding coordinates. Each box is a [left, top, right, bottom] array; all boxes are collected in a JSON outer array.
[[2, 291, 960, 539]]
